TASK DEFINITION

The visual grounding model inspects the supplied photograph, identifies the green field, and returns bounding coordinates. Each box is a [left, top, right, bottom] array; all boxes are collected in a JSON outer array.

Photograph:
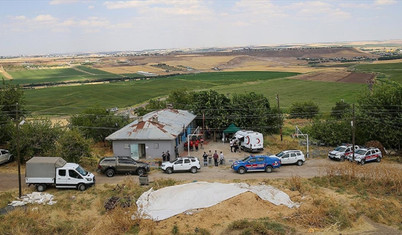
[[7, 66, 119, 85], [24, 71, 368, 115], [354, 62, 402, 83]]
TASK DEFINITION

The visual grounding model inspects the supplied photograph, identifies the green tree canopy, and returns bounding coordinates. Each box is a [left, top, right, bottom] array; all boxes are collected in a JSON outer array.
[[289, 101, 319, 119], [357, 80, 402, 149], [70, 107, 129, 142]]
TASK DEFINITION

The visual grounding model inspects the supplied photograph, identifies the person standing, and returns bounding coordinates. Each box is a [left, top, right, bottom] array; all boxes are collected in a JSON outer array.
[[202, 152, 208, 166], [166, 150, 171, 162], [208, 150, 213, 165], [219, 151, 225, 165], [162, 152, 166, 162], [195, 139, 199, 151], [213, 150, 219, 166]]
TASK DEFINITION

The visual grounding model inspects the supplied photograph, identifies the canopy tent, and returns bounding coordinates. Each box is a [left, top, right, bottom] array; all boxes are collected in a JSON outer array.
[[223, 123, 240, 134], [222, 124, 240, 143]]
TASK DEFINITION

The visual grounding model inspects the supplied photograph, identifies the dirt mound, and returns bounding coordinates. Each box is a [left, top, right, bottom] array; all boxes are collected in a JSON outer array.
[[292, 71, 375, 84]]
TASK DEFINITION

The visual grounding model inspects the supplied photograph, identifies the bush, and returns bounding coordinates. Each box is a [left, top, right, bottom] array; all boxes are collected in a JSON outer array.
[[289, 101, 319, 119], [331, 100, 351, 119], [309, 119, 351, 146]]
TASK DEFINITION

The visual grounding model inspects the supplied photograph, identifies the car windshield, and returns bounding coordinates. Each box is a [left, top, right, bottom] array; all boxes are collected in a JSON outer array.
[[76, 165, 88, 176], [334, 146, 346, 152], [276, 152, 284, 157], [356, 149, 367, 155], [242, 156, 251, 162]]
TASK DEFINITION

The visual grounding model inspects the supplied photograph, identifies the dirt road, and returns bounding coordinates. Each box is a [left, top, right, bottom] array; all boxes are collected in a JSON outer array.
[[0, 158, 357, 192]]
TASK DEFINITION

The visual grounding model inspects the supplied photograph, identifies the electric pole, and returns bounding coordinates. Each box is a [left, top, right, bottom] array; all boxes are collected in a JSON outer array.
[[16, 103, 22, 198], [276, 94, 282, 141], [352, 103, 355, 161]]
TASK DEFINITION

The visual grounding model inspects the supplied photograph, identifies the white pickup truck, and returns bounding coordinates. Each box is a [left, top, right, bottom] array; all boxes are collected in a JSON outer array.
[[25, 157, 95, 192]]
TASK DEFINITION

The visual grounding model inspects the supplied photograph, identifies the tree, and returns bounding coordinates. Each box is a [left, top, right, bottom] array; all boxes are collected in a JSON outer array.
[[289, 101, 319, 119], [70, 107, 129, 142], [231, 92, 281, 133], [54, 128, 92, 163], [134, 99, 167, 116], [331, 100, 352, 119], [0, 83, 26, 120], [309, 119, 351, 146], [191, 90, 231, 138], [166, 89, 194, 110], [9, 119, 62, 162], [356, 80, 402, 149]]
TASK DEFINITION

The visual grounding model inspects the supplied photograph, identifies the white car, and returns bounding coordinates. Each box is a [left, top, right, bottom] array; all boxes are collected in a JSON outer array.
[[328, 144, 360, 161], [0, 149, 13, 165], [161, 157, 201, 174], [354, 148, 382, 165], [275, 150, 305, 166]]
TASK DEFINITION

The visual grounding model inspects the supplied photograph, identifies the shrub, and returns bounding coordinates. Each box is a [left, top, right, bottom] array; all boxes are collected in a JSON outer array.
[[289, 101, 319, 119]]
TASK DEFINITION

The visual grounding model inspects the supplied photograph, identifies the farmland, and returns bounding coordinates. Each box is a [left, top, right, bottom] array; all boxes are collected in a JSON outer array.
[[354, 62, 402, 83], [6, 66, 120, 85], [23, 71, 367, 115]]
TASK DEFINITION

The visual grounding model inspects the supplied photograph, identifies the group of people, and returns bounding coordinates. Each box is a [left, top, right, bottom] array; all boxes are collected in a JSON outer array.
[[161, 151, 171, 162], [202, 150, 225, 166], [188, 138, 204, 151], [230, 139, 241, 153]]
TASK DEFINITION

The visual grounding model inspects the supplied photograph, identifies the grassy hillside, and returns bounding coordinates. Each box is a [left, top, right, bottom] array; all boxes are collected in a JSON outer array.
[[24, 71, 367, 115], [354, 62, 402, 83]]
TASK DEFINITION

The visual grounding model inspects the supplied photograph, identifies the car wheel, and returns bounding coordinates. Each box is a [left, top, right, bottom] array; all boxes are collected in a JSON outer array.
[[297, 160, 303, 166], [166, 167, 173, 174], [8, 155, 14, 162], [77, 183, 86, 191], [105, 168, 115, 177], [361, 159, 365, 165], [265, 165, 273, 173], [340, 156, 345, 162], [190, 167, 197, 174], [238, 167, 246, 174], [377, 157, 381, 162], [137, 168, 145, 176], [36, 184, 46, 192]]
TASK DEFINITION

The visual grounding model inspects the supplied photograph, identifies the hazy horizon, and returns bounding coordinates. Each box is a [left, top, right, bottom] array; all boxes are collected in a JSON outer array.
[[1, 0, 402, 56]]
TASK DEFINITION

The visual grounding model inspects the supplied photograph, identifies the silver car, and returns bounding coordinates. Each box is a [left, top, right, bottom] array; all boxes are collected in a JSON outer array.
[[0, 149, 13, 165]]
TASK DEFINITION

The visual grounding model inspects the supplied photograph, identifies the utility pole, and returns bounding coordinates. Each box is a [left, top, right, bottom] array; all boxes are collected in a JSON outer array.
[[352, 103, 355, 161], [276, 94, 282, 141], [16, 103, 22, 198]]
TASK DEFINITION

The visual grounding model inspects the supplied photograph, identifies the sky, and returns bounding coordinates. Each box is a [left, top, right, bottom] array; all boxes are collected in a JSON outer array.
[[0, 0, 401, 56]]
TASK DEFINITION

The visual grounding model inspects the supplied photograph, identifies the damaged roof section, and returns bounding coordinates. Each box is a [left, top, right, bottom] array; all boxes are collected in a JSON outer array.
[[106, 109, 196, 141]]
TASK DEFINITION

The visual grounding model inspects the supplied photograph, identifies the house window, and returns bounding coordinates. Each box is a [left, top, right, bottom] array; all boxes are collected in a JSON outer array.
[[154, 143, 159, 149], [124, 144, 129, 149]]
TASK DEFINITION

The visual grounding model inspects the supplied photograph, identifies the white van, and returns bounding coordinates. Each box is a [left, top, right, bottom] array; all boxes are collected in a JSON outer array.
[[232, 130, 264, 153]]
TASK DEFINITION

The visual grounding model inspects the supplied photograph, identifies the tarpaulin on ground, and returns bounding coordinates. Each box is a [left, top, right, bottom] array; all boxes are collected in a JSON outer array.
[[136, 182, 299, 221]]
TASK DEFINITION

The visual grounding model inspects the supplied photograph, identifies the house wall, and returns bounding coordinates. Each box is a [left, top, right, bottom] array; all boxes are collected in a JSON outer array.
[[112, 140, 177, 160]]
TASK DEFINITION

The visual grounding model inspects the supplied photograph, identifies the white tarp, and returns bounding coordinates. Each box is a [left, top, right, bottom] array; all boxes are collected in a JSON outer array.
[[136, 182, 299, 221]]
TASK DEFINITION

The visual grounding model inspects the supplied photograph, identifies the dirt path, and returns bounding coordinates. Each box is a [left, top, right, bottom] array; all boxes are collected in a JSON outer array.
[[0, 66, 13, 79]]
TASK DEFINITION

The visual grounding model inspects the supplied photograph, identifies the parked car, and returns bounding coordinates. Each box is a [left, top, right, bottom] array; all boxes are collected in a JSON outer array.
[[0, 149, 13, 165], [231, 155, 281, 174], [275, 150, 305, 166], [161, 157, 201, 174], [97, 156, 150, 177], [354, 148, 382, 165], [328, 144, 360, 161]]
